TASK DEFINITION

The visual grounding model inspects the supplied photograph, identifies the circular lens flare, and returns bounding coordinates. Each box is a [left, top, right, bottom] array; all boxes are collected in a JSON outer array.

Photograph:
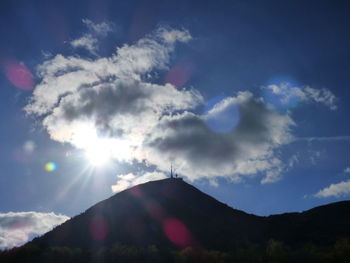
[[45, 162, 57, 172], [5, 60, 34, 90], [203, 95, 240, 133]]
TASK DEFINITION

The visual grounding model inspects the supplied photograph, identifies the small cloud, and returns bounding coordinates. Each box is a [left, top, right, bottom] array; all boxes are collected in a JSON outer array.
[[70, 34, 98, 54], [208, 179, 219, 187], [111, 171, 166, 193], [344, 167, 350, 173], [287, 154, 299, 168], [70, 19, 114, 54], [82, 19, 113, 37], [0, 212, 69, 249], [309, 150, 322, 165], [263, 83, 337, 110], [261, 165, 283, 184], [156, 27, 192, 44], [314, 180, 350, 198]]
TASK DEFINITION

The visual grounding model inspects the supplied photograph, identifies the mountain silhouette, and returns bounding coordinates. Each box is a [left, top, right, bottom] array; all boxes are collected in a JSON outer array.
[[28, 178, 350, 250]]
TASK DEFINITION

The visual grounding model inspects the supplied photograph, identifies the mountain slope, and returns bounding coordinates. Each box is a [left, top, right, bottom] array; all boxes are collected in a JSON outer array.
[[30, 178, 264, 250], [267, 200, 350, 246]]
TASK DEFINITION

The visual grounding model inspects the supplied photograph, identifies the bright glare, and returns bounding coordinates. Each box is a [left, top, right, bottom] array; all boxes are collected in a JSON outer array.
[[72, 123, 133, 166], [85, 141, 112, 166]]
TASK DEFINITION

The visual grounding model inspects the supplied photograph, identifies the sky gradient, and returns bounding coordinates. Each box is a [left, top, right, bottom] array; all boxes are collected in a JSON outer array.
[[1, 0, 350, 248]]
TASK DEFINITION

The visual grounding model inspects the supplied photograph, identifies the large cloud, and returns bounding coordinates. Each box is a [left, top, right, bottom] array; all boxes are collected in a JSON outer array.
[[25, 26, 200, 152], [0, 212, 69, 249], [25, 24, 337, 186], [143, 92, 294, 183]]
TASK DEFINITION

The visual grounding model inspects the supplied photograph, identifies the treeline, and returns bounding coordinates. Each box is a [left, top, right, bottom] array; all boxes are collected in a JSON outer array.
[[1, 238, 350, 263]]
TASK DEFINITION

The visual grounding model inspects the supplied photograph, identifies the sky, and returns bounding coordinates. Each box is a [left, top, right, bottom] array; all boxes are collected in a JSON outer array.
[[1, 0, 350, 248]]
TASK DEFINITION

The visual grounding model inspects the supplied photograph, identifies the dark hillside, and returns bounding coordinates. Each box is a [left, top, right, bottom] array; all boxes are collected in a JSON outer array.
[[30, 178, 265, 250]]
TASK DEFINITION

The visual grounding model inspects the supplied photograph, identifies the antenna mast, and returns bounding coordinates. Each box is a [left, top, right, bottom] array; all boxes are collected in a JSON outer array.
[[170, 164, 173, 179]]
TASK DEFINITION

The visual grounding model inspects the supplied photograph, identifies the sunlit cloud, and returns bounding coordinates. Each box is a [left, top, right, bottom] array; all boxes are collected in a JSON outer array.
[[111, 171, 166, 193], [0, 212, 69, 249], [26, 25, 336, 186], [144, 91, 294, 183], [203, 96, 241, 133], [315, 180, 350, 198], [25, 26, 200, 168]]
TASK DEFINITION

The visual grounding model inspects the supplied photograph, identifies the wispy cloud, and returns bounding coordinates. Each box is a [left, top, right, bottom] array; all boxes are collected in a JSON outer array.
[[263, 82, 337, 110], [70, 19, 114, 54], [293, 136, 350, 142], [0, 212, 69, 249], [82, 19, 113, 37], [315, 180, 350, 198], [71, 34, 98, 54]]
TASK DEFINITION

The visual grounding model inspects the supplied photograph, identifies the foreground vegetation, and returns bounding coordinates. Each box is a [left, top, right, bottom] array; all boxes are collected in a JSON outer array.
[[1, 238, 350, 263]]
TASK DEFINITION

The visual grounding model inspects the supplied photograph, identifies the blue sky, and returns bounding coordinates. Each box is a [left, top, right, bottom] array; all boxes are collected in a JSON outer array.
[[1, 0, 350, 248]]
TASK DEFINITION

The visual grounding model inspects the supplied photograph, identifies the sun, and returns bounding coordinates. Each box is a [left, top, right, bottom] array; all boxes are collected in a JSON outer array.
[[71, 123, 133, 166], [84, 141, 112, 166]]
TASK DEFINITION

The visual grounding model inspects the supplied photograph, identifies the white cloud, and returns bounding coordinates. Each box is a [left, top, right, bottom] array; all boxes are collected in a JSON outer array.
[[143, 91, 294, 183], [26, 27, 198, 153], [344, 167, 350, 173], [0, 212, 69, 249], [27, 26, 300, 186], [264, 82, 337, 110], [315, 180, 350, 198], [157, 27, 192, 43], [70, 20, 113, 54], [71, 34, 98, 54], [111, 171, 167, 193]]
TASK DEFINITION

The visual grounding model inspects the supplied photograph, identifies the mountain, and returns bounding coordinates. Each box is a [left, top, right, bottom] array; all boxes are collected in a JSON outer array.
[[266, 200, 350, 246], [29, 178, 266, 250], [3, 178, 350, 262], [28, 178, 350, 251]]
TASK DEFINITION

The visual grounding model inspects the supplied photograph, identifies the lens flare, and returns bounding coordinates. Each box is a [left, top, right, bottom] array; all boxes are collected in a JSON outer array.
[[45, 162, 57, 172], [165, 62, 194, 88], [4, 60, 34, 90], [90, 215, 108, 240], [203, 95, 240, 133], [163, 217, 195, 247]]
